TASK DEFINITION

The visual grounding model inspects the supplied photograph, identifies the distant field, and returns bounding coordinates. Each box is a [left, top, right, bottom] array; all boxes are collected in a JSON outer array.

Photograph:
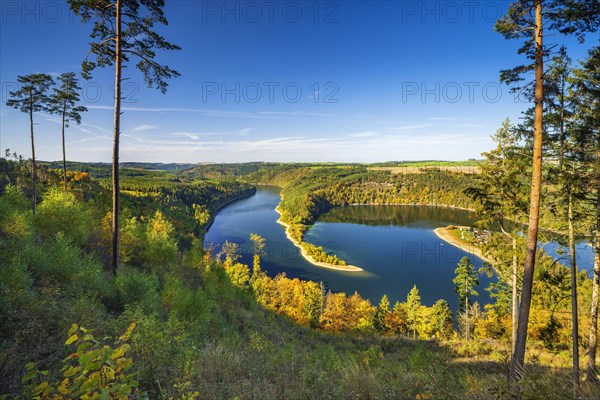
[[369, 165, 481, 174], [370, 160, 480, 166]]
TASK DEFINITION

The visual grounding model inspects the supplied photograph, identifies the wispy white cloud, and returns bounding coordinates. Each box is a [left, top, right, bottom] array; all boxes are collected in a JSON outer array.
[[113, 130, 488, 158], [348, 131, 379, 138], [80, 121, 111, 134], [257, 110, 334, 117], [57, 127, 492, 163], [86, 105, 335, 119], [445, 123, 486, 129], [131, 124, 158, 132], [70, 135, 112, 144], [44, 116, 110, 135], [121, 134, 148, 143], [20, 107, 493, 163], [173, 132, 202, 140], [171, 131, 236, 140], [391, 124, 432, 131], [36, 71, 61, 77], [427, 117, 475, 121], [236, 128, 254, 136]]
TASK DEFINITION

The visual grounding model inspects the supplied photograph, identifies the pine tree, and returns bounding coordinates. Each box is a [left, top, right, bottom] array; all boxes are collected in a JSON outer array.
[[453, 257, 479, 341], [466, 118, 529, 351], [431, 299, 453, 339], [374, 294, 390, 334], [544, 47, 588, 388], [49, 72, 87, 191], [6, 74, 55, 215], [406, 285, 421, 339], [68, 0, 180, 274], [570, 45, 600, 383]]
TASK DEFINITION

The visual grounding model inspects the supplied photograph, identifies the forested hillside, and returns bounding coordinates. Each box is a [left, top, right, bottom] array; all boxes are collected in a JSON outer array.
[[2, 157, 599, 398]]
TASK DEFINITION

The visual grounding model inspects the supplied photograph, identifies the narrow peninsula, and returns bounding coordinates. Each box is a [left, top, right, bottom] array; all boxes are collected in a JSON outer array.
[[275, 207, 363, 272], [434, 226, 494, 264]]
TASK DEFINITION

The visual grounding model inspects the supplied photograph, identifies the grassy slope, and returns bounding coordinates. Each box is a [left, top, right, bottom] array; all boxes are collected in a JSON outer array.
[[172, 258, 599, 400], [175, 267, 593, 400]]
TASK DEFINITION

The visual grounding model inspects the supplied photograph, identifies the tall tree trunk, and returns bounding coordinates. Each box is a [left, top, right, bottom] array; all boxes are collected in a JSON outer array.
[[558, 74, 566, 171], [510, 0, 543, 383], [111, 0, 122, 274], [512, 235, 518, 353], [568, 189, 579, 395], [466, 291, 469, 341], [62, 101, 67, 191], [29, 91, 36, 216], [588, 192, 600, 383], [500, 225, 519, 352]]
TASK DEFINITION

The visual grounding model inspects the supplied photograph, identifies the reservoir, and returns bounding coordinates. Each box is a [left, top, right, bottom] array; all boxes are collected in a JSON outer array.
[[204, 186, 594, 311]]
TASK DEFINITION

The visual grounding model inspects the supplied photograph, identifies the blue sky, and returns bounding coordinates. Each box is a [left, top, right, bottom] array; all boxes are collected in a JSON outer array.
[[0, 1, 596, 163]]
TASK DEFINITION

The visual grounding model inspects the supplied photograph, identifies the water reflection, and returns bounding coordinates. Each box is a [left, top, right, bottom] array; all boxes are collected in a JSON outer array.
[[320, 205, 478, 228]]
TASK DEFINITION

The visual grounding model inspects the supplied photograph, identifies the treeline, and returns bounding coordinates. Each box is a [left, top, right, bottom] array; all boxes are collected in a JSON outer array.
[[314, 169, 478, 210], [209, 238, 452, 338]]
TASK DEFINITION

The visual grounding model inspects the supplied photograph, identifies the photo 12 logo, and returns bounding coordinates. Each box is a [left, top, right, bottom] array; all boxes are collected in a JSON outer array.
[[2, 80, 141, 105], [401, 241, 464, 264], [1, 1, 77, 23], [401, 81, 504, 104], [399, 1, 504, 24], [200, 1, 340, 24], [201, 81, 339, 103]]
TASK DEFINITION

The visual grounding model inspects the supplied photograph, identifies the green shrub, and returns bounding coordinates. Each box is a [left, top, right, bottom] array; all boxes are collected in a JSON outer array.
[[118, 309, 194, 396], [114, 267, 161, 314], [120, 211, 178, 273], [0, 248, 33, 318], [35, 187, 91, 245], [161, 274, 213, 340], [25, 233, 106, 295], [0, 184, 33, 240]]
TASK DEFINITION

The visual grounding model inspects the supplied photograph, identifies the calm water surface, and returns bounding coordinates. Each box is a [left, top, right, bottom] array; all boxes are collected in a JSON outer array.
[[204, 187, 595, 311]]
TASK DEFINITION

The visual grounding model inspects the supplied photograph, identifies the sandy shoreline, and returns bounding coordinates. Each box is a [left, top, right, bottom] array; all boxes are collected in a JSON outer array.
[[433, 226, 494, 264], [275, 207, 363, 272]]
